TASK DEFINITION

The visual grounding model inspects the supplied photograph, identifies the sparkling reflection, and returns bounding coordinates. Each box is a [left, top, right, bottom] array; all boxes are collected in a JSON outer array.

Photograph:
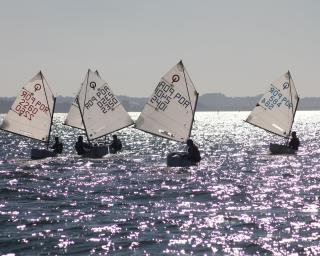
[[0, 112, 319, 255]]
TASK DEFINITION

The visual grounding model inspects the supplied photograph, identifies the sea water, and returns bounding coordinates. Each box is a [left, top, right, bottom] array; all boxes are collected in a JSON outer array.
[[0, 111, 320, 255]]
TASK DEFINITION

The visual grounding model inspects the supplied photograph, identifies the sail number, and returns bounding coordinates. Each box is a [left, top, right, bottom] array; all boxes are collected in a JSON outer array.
[[14, 89, 49, 120], [260, 86, 293, 110], [150, 81, 191, 111], [84, 85, 119, 113]]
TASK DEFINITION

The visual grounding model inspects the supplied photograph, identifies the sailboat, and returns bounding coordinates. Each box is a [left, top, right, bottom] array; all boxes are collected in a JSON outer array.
[[135, 60, 199, 166], [245, 71, 299, 154], [64, 70, 114, 131], [64, 69, 134, 158], [0, 71, 56, 159]]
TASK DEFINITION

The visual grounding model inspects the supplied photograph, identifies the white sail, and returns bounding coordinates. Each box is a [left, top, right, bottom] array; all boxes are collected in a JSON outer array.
[[135, 61, 198, 142], [76, 69, 133, 141], [64, 70, 103, 130], [64, 99, 84, 129], [246, 71, 299, 138], [0, 71, 55, 142]]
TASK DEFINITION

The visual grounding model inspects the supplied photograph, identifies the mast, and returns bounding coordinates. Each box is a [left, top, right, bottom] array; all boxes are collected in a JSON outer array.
[[76, 97, 91, 143], [95, 70, 107, 142], [181, 61, 194, 114], [181, 63, 198, 139], [47, 97, 56, 149], [135, 61, 198, 143], [0, 71, 55, 144], [188, 91, 199, 139], [245, 71, 299, 140], [39, 71, 55, 149], [286, 70, 300, 144], [286, 71, 293, 145], [78, 70, 91, 143], [40, 71, 53, 119], [82, 70, 90, 117], [74, 69, 133, 141]]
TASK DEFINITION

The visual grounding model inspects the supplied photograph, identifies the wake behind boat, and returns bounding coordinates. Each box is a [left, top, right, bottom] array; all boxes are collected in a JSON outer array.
[[64, 69, 133, 158], [245, 71, 300, 154], [135, 60, 200, 167], [0, 71, 57, 160]]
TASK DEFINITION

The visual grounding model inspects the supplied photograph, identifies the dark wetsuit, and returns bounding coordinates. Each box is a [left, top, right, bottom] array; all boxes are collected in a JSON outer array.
[[187, 144, 201, 163], [75, 141, 92, 155], [51, 142, 63, 154], [110, 139, 122, 154], [289, 137, 300, 150]]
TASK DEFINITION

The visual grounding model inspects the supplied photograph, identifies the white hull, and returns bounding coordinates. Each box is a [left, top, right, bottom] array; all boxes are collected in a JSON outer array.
[[167, 152, 198, 167], [31, 149, 57, 160], [83, 145, 109, 158], [269, 143, 296, 155]]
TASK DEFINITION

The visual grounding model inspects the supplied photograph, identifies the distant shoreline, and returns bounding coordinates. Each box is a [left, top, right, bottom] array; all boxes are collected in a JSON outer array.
[[46, 109, 320, 114], [1, 93, 320, 113]]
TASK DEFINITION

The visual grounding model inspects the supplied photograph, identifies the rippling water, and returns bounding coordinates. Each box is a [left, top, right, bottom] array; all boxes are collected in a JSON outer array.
[[1, 111, 320, 255]]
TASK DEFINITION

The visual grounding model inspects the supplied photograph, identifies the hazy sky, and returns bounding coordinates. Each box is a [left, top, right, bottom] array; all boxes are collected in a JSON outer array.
[[0, 0, 319, 97]]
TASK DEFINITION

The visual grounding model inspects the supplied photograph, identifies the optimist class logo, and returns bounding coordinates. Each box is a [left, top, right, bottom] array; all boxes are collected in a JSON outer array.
[[34, 84, 42, 91], [282, 82, 289, 89], [171, 74, 180, 84], [89, 82, 96, 89]]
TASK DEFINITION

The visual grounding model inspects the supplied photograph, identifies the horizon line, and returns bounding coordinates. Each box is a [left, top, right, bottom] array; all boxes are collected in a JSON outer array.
[[2, 93, 320, 99]]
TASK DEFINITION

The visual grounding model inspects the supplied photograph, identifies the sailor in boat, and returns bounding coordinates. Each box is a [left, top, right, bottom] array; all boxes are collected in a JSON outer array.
[[75, 136, 92, 155], [50, 136, 63, 154], [109, 135, 122, 154], [288, 131, 300, 150], [185, 139, 201, 163]]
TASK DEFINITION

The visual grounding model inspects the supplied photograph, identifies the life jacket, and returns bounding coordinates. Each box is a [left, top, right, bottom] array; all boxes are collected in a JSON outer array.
[[111, 139, 122, 152], [53, 142, 63, 154], [75, 142, 85, 155]]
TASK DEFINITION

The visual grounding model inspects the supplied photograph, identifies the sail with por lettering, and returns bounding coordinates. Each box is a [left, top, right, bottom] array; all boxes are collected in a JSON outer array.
[[246, 71, 299, 138], [64, 71, 103, 130], [0, 71, 55, 142], [135, 61, 198, 142], [76, 69, 133, 141]]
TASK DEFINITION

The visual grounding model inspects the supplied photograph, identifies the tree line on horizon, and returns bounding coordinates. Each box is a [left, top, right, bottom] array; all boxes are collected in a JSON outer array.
[[1, 93, 320, 113]]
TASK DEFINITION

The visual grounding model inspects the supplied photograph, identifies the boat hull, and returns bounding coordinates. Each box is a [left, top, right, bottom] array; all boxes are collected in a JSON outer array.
[[167, 152, 198, 167], [31, 149, 57, 160], [83, 145, 109, 158], [269, 143, 296, 155]]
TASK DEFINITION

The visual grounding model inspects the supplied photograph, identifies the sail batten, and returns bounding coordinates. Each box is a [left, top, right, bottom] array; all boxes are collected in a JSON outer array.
[[246, 71, 299, 138], [0, 72, 55, 142], [135, 61, 198, 142]]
